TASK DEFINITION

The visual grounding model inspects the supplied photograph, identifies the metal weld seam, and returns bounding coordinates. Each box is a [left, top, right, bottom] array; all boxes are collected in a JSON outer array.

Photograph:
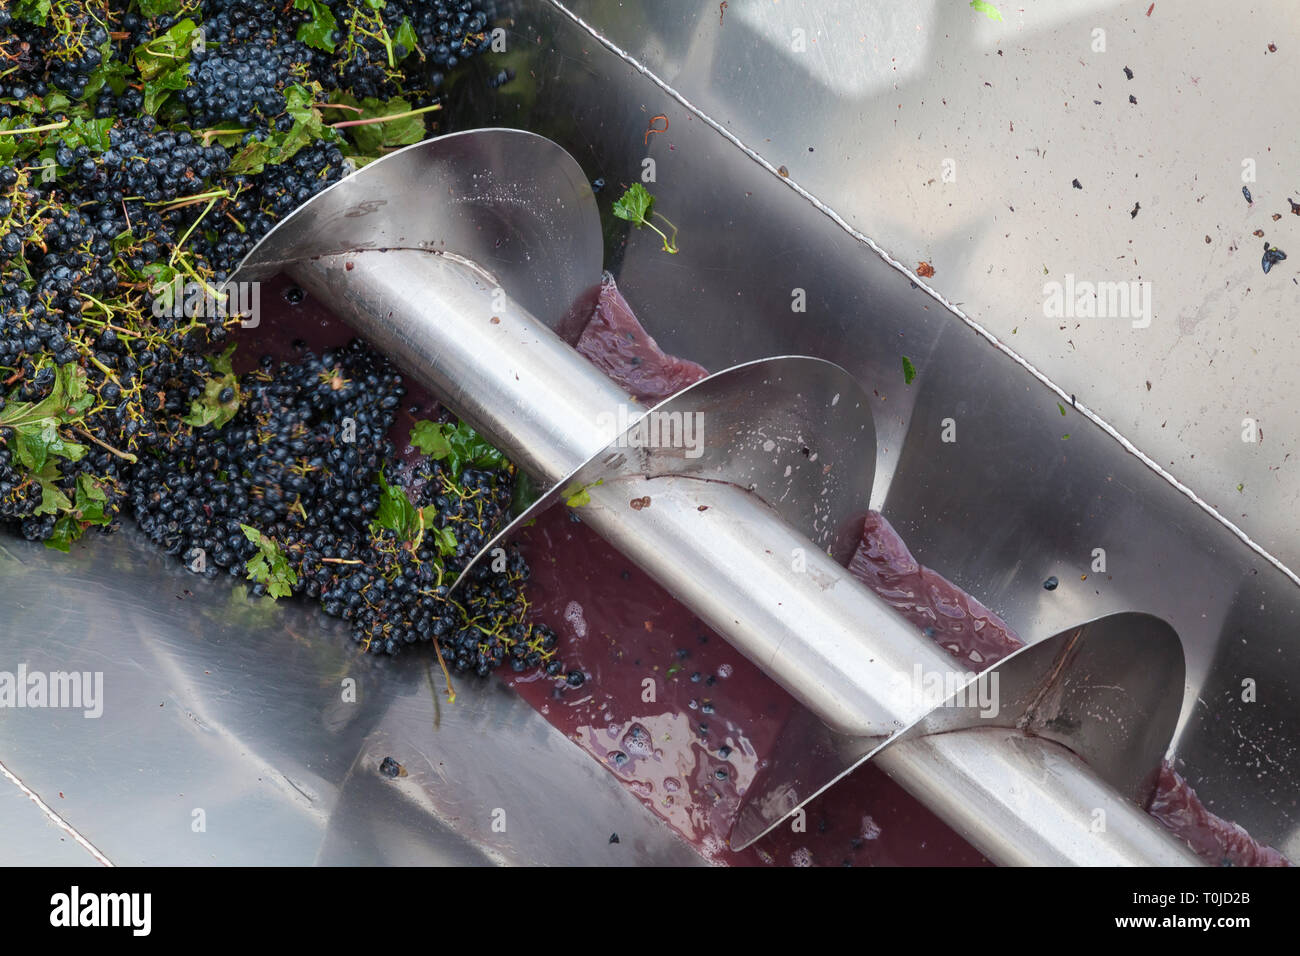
[[0, 757, 114, 866]]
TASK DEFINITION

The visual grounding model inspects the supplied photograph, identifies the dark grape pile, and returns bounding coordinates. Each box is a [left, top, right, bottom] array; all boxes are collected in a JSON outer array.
[[0, 1, 562, 682], [333, 1, 492, 100], [182, 41, 300, 128], [128, 335, 558, 672]]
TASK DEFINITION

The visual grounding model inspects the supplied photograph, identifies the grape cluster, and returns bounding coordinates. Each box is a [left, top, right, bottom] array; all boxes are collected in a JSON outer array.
[[91, 84, 144, 120], [0, 0, 554, 680], [190, 142, 349, 277], [199, 0, 289, 44], [133, 340, 395, 562], [45, 12, 109, 100], [333, 0, 493, 100], [0, 12, 48, 107], [407, 0, 493, 78], [183, 45, 292, 128], [77, 118, 232, 204], [128, 336, 560, 671], [198, 0, 337, 94]]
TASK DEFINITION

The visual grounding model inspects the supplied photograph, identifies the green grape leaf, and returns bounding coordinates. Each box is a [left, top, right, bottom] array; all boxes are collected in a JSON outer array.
[[372, 471, 419, 541], [970, 1, 1003, 21], [446, 423, 505, 478], [137, 0, 186, 16], [8, 419, 85, 472], [133, 18, 200, 82], [240, 525, 298, 598], [226, 139, 276, 177], [294, 0, 341, 53], [393, 18, 420, 58], [44, 474, 112, 552], [58, 117, 114, 154], [11, 0, 52, 24], [142, 62, 191, 115], [337, 95, 426, 155], [563, 478, 603, 508], [409, 419, 452, 458], [610, 183, 678, 253], [0, 365, 92, 472], [612, 183, 654, 226], [182, 345, 240, 430], [409, 420, 506, 479], [31, 460, 71, 517], [432, 524, 457, 557], [45, 515, 79, 553], [84, 40, 128, 98]]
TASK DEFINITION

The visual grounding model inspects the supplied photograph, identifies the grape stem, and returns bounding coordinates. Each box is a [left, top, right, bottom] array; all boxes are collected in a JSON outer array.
[[0, 119, 71, 137], [431, 636, 457, 704], [647, 212, 679, 254], [170, 196, 220, 267], [328, 104, 441, 129], [70, 426, 137, 463], [198, 128, 249, 145]]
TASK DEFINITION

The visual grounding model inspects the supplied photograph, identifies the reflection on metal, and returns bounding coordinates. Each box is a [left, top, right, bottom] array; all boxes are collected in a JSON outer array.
[[875, 731, 1197, 867], [435, 1, 1297, 859], [546, 0, 1300, 589], [263, 128, 1197, 865], [459, 354, 878, 582], [732, 611, 1193, 862], [231, 127, 604, 341], [8, 2, 1295, 867], [0, 532, 703, 866]]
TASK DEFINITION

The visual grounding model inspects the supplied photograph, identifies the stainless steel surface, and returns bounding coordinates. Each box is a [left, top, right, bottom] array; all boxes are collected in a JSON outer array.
[[557, 0, 1300, 579], [473, 353, 878, 573], [290, 248, 623, 487], [5, 1, 1295, 867], [431, 0, 1298, 858], [732, 610, 1188, 848], [0, 533, 703, 866], [276, 141, 1195, 865], [235, 127, 604, 340], [290, 243, 953, 739], [0, 771, 102, 867], [876, 729, 1200, 867]]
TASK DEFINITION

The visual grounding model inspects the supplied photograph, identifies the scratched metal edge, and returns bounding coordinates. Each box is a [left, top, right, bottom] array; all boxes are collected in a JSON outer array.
[[0, 758, 113, 866], [544, 0, 1300, 594]]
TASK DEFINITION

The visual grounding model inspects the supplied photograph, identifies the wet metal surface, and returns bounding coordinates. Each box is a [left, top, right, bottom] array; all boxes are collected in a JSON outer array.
[[732, 610, 1190, 852], [2, 1, 1297, 864], [0, 532, 702, 866], [437, 0, 1299, 857]]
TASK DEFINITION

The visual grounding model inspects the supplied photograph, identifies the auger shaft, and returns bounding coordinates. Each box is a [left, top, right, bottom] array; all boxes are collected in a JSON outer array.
[[288, 247, 1199, 866]]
